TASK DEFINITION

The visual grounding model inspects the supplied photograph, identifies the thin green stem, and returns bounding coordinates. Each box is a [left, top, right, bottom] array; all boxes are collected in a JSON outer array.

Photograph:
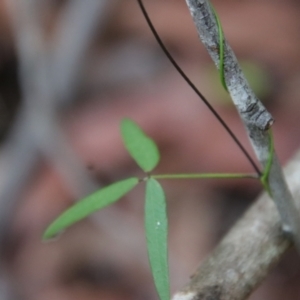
[[210, 3, 228, 92], [260, 130, 274, 196], [152, 173, 258, 180]]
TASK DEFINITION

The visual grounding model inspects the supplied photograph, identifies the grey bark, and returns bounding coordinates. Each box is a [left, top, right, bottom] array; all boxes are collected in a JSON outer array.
[[172, 146, 300, 300], [184, 0, 300, 249]]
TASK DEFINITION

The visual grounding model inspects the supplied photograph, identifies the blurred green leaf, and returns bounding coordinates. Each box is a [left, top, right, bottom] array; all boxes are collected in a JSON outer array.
[[145, 178, 170, 300], [43, 177, 139, 240], [209, 60, 272, 105], [121, 118, 160, 172]]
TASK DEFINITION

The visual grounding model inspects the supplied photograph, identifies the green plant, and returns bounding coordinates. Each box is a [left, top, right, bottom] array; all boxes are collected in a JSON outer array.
[[43, 116, 273, 300], [43, 2, 278, 300]]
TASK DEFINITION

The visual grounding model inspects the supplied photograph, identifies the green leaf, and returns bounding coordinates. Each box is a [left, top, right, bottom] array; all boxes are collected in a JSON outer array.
[[121, 118, 160, 172], [43, 177, 139, 240], [145, 178, 170, 300]]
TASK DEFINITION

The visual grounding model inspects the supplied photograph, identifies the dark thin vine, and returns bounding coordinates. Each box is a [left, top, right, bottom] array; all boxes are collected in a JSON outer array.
[[136, 0, 261, 176]]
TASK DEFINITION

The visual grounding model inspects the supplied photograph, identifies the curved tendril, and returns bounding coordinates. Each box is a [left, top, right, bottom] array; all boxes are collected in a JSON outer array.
[[136, 0, 261, 176]]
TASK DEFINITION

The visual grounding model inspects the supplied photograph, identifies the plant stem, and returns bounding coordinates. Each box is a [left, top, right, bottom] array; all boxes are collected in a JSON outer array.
[[152, 173, 258, 180], [185, 0, 300, 249], [172, 148, 300, 300]]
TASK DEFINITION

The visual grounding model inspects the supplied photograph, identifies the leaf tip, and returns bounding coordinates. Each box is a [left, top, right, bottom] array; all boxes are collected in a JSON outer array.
[[42, 225, 59, 241]]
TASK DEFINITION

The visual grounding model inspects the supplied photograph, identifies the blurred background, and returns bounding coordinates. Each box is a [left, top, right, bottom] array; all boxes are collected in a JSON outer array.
[[0, 0, 300, 299]]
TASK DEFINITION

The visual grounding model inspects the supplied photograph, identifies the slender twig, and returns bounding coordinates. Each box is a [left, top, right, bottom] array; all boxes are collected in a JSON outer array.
[[0, 0, 114, 242], [2, 0, 98, 204], [184, 0, 300, 249], [172, 147, 300, 300], [51, 0, 117, 104]]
